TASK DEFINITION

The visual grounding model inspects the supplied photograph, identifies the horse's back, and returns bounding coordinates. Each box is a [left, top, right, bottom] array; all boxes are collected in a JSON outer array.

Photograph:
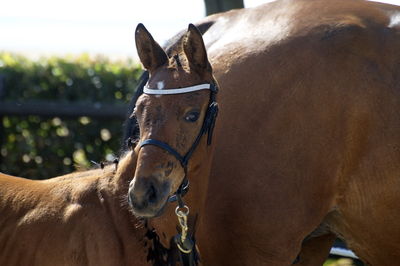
[[198, 0, 400, 264]]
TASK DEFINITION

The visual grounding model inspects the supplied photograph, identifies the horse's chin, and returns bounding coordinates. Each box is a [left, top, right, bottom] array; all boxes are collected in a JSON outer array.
[[152, 200, 169, 217], [130, 195, 169, 219]]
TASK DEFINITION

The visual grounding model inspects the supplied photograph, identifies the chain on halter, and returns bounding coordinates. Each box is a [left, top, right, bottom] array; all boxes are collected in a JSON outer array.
[[175, 205, 192, 254]]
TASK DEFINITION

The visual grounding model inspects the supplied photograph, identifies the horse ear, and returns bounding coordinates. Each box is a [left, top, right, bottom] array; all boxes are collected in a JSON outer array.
[[183, 24, 210, 72], [135, 23, 168, 72]]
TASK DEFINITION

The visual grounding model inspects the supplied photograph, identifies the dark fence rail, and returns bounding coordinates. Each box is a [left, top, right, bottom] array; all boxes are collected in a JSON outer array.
[[0, 54, 140, 179], [0, 101, 127, 119]]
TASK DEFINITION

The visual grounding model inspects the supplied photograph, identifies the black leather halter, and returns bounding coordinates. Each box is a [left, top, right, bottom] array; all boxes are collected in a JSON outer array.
[[138, 81, 219, 204]]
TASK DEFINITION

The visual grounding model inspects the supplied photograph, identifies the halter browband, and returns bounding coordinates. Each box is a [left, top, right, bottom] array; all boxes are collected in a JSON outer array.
[[143, 83, 211, 95], [138, 81, 219, 203]]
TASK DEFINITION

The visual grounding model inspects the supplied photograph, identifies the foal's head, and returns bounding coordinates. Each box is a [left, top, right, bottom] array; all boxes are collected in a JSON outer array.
[[128, 24, 217, 218]]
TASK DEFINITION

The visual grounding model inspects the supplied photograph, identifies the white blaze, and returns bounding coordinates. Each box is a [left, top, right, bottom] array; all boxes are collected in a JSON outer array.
[[156, 81, 164, 98]]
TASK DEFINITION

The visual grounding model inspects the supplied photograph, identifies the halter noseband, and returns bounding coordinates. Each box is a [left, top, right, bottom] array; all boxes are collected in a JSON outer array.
[[138, 82, 219, 203]]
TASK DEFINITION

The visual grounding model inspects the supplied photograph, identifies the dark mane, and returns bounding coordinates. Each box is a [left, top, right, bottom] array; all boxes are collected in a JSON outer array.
[[164, 21, 215, 56]]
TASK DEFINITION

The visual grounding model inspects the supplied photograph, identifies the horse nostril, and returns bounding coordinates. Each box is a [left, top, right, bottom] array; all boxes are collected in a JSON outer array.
[[147, 183, 157, 204], [128, 189, 144, 209]]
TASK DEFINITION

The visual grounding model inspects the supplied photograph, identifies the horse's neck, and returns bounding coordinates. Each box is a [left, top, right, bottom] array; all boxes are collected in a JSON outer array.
[[58, 154, 149, 265], [98, 151, 152, 253], [90, 154, 150, 245], [111, 150, 137, 192], [0, 161, 151, 265]]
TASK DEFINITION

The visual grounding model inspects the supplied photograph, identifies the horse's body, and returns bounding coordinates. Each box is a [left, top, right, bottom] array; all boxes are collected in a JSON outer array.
[[0, 152, 152, 266], [126, 0, 400, 265]]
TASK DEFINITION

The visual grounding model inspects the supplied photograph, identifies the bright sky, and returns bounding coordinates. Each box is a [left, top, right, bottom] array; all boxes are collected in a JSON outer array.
[[0, 0, 398, 59]]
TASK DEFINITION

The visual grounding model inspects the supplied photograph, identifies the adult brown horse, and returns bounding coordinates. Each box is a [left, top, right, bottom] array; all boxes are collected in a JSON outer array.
[[127, 0, 400, 265], [0, 150, 167, 266]]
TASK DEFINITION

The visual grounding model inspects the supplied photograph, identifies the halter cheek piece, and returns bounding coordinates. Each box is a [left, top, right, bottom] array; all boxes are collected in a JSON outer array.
[[138, 81, 219, 204]]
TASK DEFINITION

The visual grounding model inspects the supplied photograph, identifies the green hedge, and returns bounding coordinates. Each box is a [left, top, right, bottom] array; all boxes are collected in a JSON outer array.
[[0, 53, 142, 179]]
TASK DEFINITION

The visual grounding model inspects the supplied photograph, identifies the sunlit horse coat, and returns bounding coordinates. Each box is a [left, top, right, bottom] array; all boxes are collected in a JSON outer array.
[[0, 152, 159, 266], [124, 0, 400, 265]]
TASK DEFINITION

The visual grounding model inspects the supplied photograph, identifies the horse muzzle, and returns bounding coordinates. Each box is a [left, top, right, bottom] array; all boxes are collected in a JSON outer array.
[[128, 176, 171, 218]]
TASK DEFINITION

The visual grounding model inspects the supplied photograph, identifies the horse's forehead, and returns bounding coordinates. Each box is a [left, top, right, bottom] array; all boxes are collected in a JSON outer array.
[[141, 67, 209, 110], [148, 68, 202, 89], [137, 94, 175, 108], [138, 91, 206, 109]]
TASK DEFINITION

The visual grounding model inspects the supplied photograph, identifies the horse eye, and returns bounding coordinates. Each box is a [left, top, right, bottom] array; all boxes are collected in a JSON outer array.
[[184, 111, 200, 122]]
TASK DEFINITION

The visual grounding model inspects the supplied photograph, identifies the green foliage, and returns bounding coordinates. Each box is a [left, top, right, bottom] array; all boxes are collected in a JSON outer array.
[[0, 53, 142, 179]]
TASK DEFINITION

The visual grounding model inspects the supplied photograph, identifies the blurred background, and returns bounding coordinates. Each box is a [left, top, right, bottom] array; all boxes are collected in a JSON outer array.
[[0, 0, 271, 58], [0, 0, 279, 180], [1, 0, 397, 177], [0, 1, 397, 264]]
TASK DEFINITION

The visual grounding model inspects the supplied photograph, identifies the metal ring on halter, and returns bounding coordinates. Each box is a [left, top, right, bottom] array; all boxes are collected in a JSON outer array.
[[175, 205, 190, 217], [168, 179, 189, 203]]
